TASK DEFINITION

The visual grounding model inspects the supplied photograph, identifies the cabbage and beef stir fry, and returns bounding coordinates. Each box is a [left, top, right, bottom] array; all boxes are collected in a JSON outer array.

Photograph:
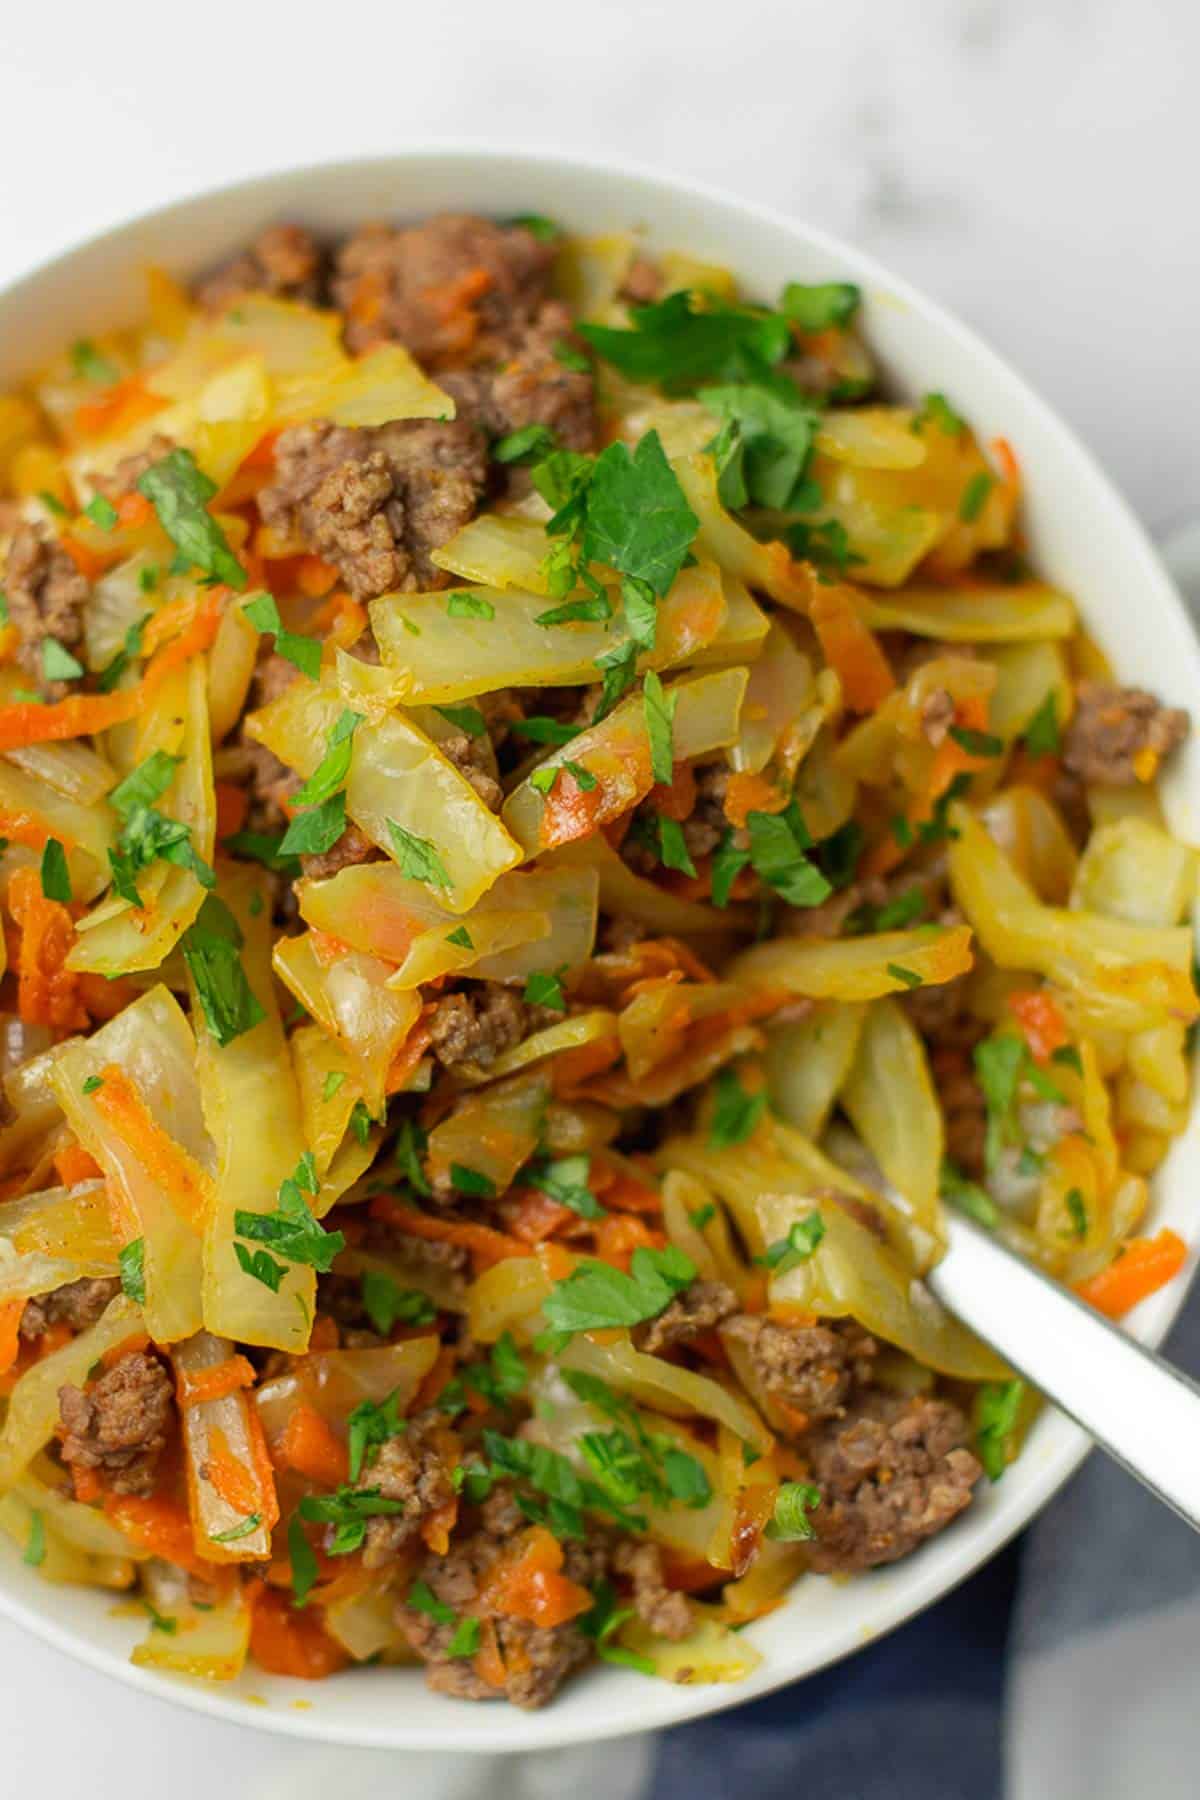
[[0, 211, 1193, 1706]]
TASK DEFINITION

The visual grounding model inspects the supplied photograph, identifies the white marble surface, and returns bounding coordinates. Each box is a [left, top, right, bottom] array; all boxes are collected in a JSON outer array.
[[0, 1, 1197, 1793]]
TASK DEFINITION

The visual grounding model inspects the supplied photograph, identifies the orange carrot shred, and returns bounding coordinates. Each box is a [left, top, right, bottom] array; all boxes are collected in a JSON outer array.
[[1074, 1230, 1187, 1318], [90, 1064, 212, 1233], [176, 1353, 256, 1409], [276, 1404, 350, 1490]]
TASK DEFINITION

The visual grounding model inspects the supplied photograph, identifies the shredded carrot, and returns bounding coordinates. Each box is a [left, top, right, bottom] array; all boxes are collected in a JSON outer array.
[[550, 1028, 623, 1097], [73, 374, 165, 442], [176, 1353, 256, 1410], [412, 1343, 459, 1413], [276, 1404, 349, 1489], [71, 1465, 102, 1504], [53, 1143, 102, 1187], [61, 536, 114, 582], [8, 865, 88, 1032], [104, 1492, 209, 1576], [477, 1525, 593, 1629], [90, 1064, 212, 1233], [386, 1017, 435, 1096], [723, 771, 788, 830], [206, 1423, 263, 1517], [116, 491, 153, 529], [0, 1299, 22, 1377], [370, 1194, 531, 1271], [325, 594, 370, 652], [294, 555, 340, 599], [249, 1585, 349, 1680], [507, 1189, 575, 1243], [76, 971, 140, 1023], [473, 1616, 508, 1689], [593, 1213, 667, 1271], [647, 762, 697, 823], [141, 586, 225, 691], [0, 809, 76, 854], [1009, 989, 1069, 1063], [214, 781, 249, 839], [1074, 1230, 1187, 1318], [594, 1166, 664, 1217], [809, 583, 895, 712], [991, 436, 1021, 494], [308, 1313, 340, 1352]]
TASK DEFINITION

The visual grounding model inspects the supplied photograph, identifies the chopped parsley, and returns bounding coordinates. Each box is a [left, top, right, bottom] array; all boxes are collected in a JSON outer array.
[[209, 1513, 262, 1543], [386, 818, 452, 892], [510, 715, 581, 747], [298, 1485, 410, 1556], [137, 448, 246, 589], [554, 339, 590, 374], [84, 493, 119, 531], [508, 214, 561, 242], [41, 638, 84, 683], [755, 1214, 826, 1274], [221, 829, 300, 876], [975, 1378, 1025, 1480], [523, 968, 567, 1011], [959, 471, 994, 523], [446, 925, 474, 950], [447, 1616, 481, 1657], [779, 281, 861, 331], [278, 790, 346, 857], [70, 338, 120, 384], [22, 1510, 46, 1568], [450, 1163, 495, 1198], [39, 838, 71, 903], [107, 751, 215, 907], [579, 289, 792, 393], [689, 1203, 716, 1231], [118, 1237, 146, 1304], [641, 671, 677, 785], [535, 593, 613, 626], [233, 1150, 344, 1288], [948, 724, 1003, 758], [530, 759, 598, 797], [435, 704, 487, 737], [289, 1514, 320, 1606], [710, 829, 750, 908], [885, 963, 922, 989], [911, 392, 965, 437], [406, 1578, 455, 1623], [291, 709, 362, 807], [709, 1066, 767, 1149], [746, 801, 832, 908], [656, 814, 696, 876], [940, 1159, 998, 1230], [361, 1270, 436, 1335], [975, 1035, 1064, 1172], [580, 1580, 654, 1675], [537, 1244, 695, 1342], [321, 1069, 346, 1101], [1022, 692, 1061, 758], [97, 612, 151, 692], [394, 1118, 431, 1197], [347, 1391, 407, 1482], [243, 592, 320, 679], [180, 895, 265, 1048], [81, 1074, 104, 1095], [1064, 1187, 1088, 1241], [700, 383, 821, 511], [525, 1153, 606, 1220], [446, 591, 495, 620], [493, 423, 556, 465]]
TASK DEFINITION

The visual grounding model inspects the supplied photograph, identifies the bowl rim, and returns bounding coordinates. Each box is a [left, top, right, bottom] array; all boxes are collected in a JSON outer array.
[[0, 139, 1197, 1754]]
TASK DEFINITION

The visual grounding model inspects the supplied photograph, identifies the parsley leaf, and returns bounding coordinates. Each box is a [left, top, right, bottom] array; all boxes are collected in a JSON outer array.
[[84, 493, 119, 531], [107, 753, 215, 907], [234, 1151, 343, 1274], [279, 790, 346, 857], [711, 829, 750, 908], [699, 384, 821, 511], [291, 709, 361, 806], [451, 1163, 495, 1198], [493, 423, 556, 465], [385, 818, 451, 891], [118, 1237, 146, 1304], [526, 1154, 606, 1220], [40, 838, 71, 902], [746, 802, 832, 908], [361, 1270, 436, 1335], [243, 592, 320, 679], [508, 213, 560, 242], [42, 639, 84, 683], [912, 392, 965, 437], [446, 925, 474, 949], [779, 281, 861, 331], [446, 591, 495, 620], [510, 716, 581, 747], [656, 815, 697, 876], [221, 828, 301, 875], [181, 895, 265, 1048], [581, 432, 697, 600], [1022, 693, 1061, 758], [641, 671, 677, 785], [709, 1067, 767, 1148], [1064, 1187, 1088, 1240], [299, 1485, 409, 1556], [97, 612, 151, 692], [539, 1245, 695, 1338], [406, 1578, 455, 1623], [110, 750, 181, 817], [886, 963, 922, 988], [137, 448, 246, 589], [975, 1035, 1064, 1171], [523, 968, 567, 1012], [755, 1213, 826, 1273], [347, 1391, 407, 1483], [579, 290, 792, 393], [70, 338, 120, 384], [940, 1158, 998, 1230], [447, 1616, 481, 1657], [394, 1118, 431, 1197], [209, 1513, 262, 1543], [554, 339, 590, 374], [948, 724, 1004, 758], [535, 593, 614, 626], [22, 1510, 46, 1568], [959, 471, 994, 523], [435, 704, 486, 738], [975, 1379, 1025, 1480]]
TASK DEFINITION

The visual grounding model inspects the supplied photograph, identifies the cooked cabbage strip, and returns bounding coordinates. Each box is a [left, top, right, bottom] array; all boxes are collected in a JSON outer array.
[[840, 998, 943, 1235], [0, 757, 116, 902], [502, 667, 748, 855], [730, 923, 974, 1002], [370, 562, 727, 699], [188, 868, 315, 1352], [171, 1330, 277, 1564], [0, 1293, 142, 1487], [247, 677, 521, 913], [426, 1070, 550, 1194], [860, 580, 1075, 641], [273, 932, 422, 1118]]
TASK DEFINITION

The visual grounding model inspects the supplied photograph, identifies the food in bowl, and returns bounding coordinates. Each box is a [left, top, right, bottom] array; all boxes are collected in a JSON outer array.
[[0, 205, 1193, 1709]]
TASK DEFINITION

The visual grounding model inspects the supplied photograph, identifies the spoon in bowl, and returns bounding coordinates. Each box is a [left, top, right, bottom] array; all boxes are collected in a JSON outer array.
[[926, 1215, 1200, 1530]]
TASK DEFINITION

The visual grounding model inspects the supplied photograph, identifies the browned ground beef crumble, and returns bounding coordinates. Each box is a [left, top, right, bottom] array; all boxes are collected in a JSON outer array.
[[57, 1350, 174, 1497]]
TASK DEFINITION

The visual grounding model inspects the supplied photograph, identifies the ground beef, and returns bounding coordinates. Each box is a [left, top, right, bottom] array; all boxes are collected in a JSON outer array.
[[598, 912, 650, 953], [95, 432, 176, 501], [396, 1483, 606, 1708], [722, 1314, 877, 1425], [440, 300, 596, 452], [20, 1277, 119, 1341], [195, 225, 324, 312], [439, 729, 501, 811], [259, 418, 487, 600], [332, 213, 556, 361], [3, 522, 91, 694], [58, 1350, 173, 1497], [299, 820, 383, 881], [681, 764, 733, 863], [1063, 681, 1188, 785], [635, 1280, 738, 1355], [804, 1390, 981, 1574], [477, 688, 525, 752], [934, 1055, 988, 1177], [612, 1539, 691, 1640], [427, 984, 550, 1069], [364, 1220, 470, 1280], [357, 1412, 458, 1569]]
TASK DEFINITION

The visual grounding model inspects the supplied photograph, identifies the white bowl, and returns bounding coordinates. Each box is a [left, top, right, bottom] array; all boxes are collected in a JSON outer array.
[[1, 147, 1198, 1754]]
